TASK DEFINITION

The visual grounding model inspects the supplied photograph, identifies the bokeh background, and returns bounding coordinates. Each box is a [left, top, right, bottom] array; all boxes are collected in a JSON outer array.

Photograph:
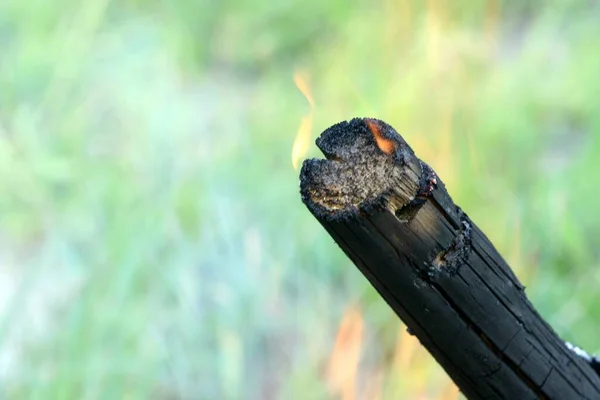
[[1, 0, 600, 399]]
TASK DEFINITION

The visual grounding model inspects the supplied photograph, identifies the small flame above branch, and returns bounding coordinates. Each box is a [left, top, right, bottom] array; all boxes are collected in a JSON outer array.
[[292, 115, 313, 171], [292, 71, 315, 171]]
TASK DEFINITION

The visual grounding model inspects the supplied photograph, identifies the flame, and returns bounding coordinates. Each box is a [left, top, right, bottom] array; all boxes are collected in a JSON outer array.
[[293, 72, 315, 108], [292, 115, 313, 171], [325, 305, 364, 400], [292, 71, 315, 170]]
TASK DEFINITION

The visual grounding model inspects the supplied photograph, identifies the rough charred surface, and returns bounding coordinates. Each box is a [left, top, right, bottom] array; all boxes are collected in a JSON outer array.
[[300, 118, 600, 400]]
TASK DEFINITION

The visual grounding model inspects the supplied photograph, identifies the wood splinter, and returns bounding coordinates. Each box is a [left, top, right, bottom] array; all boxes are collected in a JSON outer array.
[[299, 117, 600, 400]]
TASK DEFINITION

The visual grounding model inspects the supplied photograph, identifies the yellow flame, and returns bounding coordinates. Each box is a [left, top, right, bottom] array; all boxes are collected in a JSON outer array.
[[292, 115, 313, 171], [293, 72, 315, 108], [292, 71, 315, 170]]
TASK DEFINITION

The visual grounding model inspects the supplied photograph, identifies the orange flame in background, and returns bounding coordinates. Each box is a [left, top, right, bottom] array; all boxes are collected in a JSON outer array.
[[325, 305, 364, 400], [292, 71, 315, 171]]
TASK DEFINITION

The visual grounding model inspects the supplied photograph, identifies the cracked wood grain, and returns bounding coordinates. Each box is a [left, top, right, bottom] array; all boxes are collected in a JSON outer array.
[[299, 118, 600, 400]]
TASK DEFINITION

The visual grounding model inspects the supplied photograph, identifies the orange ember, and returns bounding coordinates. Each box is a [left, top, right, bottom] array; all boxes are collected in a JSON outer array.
[[365, 119, 395, 155]]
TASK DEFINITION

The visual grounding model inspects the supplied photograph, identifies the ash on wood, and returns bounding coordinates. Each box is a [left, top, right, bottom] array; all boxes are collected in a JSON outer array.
[[299, 118, 600, 400]]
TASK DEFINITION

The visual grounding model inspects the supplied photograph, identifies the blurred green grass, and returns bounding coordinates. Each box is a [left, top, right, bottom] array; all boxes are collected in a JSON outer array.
[[1, 0, 599, 399]]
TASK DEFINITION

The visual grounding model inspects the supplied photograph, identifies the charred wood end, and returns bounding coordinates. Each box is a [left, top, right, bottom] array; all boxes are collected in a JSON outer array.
[[299, 118, 420, 221], [299, 117, 473, 277]]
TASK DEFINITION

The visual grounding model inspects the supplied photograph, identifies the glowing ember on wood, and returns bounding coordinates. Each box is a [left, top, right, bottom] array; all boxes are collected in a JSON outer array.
[[365, 118, 396, 155]]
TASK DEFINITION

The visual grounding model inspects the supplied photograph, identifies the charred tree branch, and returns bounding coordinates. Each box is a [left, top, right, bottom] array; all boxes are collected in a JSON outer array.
[[299, 118, 600, 400]]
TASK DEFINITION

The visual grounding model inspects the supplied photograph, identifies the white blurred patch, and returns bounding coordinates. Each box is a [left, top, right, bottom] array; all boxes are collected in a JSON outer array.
[[0, 247, 83, 382]]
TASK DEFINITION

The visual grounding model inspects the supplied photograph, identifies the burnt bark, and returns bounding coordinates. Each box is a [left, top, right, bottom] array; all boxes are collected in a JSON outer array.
[[299, 118, 600, 400]]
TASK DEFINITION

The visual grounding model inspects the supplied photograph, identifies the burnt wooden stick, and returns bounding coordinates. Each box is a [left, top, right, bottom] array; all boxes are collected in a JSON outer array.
[[299, 118, 600, 400]]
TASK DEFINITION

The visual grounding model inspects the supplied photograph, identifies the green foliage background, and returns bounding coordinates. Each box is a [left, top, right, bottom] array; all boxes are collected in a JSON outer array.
[[1, 0, 599, 398]]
